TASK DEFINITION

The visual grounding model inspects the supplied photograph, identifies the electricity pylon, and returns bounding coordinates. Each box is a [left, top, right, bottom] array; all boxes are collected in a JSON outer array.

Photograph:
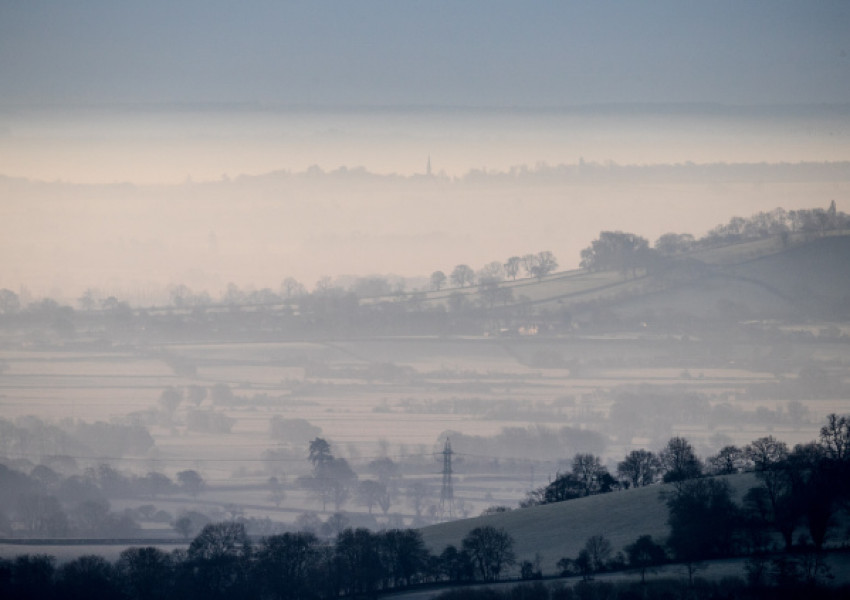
[[438, 438, 454, 520]]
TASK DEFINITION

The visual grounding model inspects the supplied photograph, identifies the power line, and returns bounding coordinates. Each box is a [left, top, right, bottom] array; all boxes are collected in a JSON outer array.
[[4, 449, 561, 467], [2, 450, 442, 465]]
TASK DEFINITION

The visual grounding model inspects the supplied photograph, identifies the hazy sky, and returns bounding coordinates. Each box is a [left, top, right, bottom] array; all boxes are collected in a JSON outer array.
[[1, 1, 849, 107]]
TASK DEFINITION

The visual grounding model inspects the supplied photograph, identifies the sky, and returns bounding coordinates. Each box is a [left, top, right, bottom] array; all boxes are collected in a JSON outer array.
[[1, 1, 849, 107], [1, 1, 849, 302]]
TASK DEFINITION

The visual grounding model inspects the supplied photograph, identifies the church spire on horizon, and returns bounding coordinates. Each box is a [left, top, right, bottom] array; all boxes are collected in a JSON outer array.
[[426, 155, 432, 177]]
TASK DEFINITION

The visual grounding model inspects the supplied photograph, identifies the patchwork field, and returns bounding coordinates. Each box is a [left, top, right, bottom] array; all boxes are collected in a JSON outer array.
[[1, 332, 844, 528]]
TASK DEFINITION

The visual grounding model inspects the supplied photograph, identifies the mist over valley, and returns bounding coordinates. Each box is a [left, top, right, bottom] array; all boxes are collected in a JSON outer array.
[[2, 2, 850, 597]]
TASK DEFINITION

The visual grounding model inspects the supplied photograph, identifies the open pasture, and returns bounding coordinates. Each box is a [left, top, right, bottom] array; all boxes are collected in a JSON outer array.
[[2, 335, 840, 447], [1, 329, 846, 531]]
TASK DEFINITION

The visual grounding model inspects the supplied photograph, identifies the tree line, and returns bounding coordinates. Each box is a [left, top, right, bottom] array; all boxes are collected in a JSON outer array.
[[519, 435, 707, 507], [2, 414, 849, 598], [0, 417, 154, 463], [579, 202, 850, 277], [0, 522, 520, 600], [0, 461, 207, 539], [515, 415, 850, 589], [1, 203, 846, 341], [485, 414, 850, 599], [520, 414, 850, 554]]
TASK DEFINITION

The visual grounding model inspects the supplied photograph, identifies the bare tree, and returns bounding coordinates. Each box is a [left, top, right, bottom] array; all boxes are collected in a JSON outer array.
[[706, 445, 749, 475], [450, 264, 475, 288], [617, 449, 660, 488], [654, 232, 695, 256], [571, 453, 609, 496], [117, 547, 173, 600], [819, 413, 850, 460], [187, 522, 252, 598], [503, 256, 522, 280], [405, 482, 433, 519], [255, 531, 321, 600], [580, 231, 650, 277], [624, 535, 666, 583], [355, 480, 388, 515], [367, 456, 402, 502], [659, 436, 702, 483], [666, 478, 739, 583], [462, 526, 516, 581], [281, 277, 306, 299], [583, 534, 612, 575], [301, 452, 357, 512], [745, 436, 788, 471], [520, 254, 537, 278], [743, 436, 796, 550], [478, 261, 504, 282], [430, 270, 447, 291], [531, 251, 558, 279]]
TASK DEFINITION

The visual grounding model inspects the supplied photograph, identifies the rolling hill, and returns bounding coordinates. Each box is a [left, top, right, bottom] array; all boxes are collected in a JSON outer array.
[[418, 473, 758, 576], [413, 232, 850, 325]]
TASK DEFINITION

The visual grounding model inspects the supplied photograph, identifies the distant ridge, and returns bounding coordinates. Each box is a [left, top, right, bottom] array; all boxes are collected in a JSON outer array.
[[2, 160, 849, 187]]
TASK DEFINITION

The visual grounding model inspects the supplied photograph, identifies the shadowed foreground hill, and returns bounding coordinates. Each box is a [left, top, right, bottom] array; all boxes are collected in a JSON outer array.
[[419, 473, 757, 576]]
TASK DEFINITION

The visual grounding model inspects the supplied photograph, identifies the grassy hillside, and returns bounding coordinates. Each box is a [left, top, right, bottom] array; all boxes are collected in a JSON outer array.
[[529, 233, 849, 321], [727, 234, 850, 317], [611, 233, 850, 322], [419, 473, 758, 576], [410, 233, 850, 324]]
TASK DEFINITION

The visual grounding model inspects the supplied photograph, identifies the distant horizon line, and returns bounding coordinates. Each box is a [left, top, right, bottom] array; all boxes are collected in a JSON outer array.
[[3, 100, 850, 115], [2, 159, 848, 188]]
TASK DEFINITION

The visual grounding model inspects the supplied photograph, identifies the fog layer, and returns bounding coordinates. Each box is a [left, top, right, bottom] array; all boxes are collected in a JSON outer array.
[[1, 106, 848, 300]]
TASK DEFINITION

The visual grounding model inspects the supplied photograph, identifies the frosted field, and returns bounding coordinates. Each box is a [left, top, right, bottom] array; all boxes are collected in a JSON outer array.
[[2, 336, 837, 438], [0, 330, 846, 571]]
